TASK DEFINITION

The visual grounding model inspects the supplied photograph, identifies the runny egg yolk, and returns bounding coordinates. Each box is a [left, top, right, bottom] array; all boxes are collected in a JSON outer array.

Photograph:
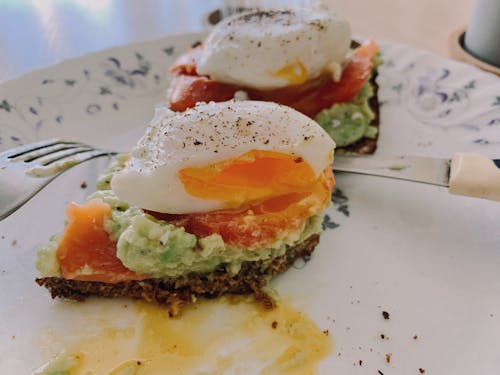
[[178, 150, 318, 210], [272, 60, 308, 85]]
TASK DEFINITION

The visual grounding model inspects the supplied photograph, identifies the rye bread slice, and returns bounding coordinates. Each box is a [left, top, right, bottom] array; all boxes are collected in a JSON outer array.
[[36, 234, 320, 316]]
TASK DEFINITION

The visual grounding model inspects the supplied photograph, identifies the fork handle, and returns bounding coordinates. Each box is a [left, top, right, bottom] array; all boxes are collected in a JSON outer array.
[[449, 153, 500, 201]]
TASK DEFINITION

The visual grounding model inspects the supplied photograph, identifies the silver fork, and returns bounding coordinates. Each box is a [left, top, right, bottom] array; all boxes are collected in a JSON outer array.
[[0, 139, 116, 221]]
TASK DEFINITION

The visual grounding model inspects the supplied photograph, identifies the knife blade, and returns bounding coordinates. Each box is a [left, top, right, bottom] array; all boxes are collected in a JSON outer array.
[[333, 153, 500, 201]]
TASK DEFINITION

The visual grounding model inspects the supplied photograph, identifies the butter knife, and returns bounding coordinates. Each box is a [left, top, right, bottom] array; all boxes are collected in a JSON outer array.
[[333, 153, 500, 201]]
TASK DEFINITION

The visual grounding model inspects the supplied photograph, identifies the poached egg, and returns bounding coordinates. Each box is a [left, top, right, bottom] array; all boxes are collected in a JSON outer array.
[[197, 9, 351, 90], [111, 100, 335, 214]]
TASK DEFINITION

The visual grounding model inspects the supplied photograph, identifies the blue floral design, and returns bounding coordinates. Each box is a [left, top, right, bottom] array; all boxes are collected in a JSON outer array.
[[0, 37, 499, 154], [379, 46, 500, 146]]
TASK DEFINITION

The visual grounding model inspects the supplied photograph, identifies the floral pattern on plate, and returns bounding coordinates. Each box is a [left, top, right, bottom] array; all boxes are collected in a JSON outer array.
[[1, 32, 500, 375], [1, 35, 499, 151]]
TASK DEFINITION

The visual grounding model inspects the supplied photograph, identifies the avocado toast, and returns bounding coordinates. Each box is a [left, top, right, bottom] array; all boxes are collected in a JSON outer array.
[[36, 100, 336, 316], [167, 9, 382, 154]]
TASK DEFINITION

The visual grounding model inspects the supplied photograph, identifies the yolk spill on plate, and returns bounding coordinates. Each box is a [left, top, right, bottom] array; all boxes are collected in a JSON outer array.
[[35, 297, 332, 375]]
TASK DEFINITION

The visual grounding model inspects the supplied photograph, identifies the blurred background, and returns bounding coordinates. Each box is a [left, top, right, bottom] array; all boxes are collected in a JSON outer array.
[[0, 0, 476, 83]]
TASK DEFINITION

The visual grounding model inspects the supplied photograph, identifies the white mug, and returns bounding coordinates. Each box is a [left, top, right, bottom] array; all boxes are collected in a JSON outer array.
[[464, 0, 500, 67]]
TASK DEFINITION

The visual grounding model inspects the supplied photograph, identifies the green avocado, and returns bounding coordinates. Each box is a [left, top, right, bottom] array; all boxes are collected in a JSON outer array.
[[91, 180, 324, 278], [36, 235, 61, 277], [314, 50, 383, 147], [95, 153, 129, 191], [314, 80, 377, 147], [32, 352, 80, 375], [37, 186, 323, 279], [110, 201, 322, 278]]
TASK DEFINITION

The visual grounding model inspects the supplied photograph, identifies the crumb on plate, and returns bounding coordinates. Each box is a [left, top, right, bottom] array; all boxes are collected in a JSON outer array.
[[385, 353, 392, 363]]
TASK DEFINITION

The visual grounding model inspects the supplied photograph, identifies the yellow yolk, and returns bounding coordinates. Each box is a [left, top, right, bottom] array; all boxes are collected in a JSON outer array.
[[110, 101, 336, 214], [272, 61, 308, 85], [35, 298, 333, 374], [178, 150, 318, 209]]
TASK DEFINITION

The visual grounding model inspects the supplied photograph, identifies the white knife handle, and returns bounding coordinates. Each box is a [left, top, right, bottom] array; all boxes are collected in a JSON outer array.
[[449, 153, 500, 201]]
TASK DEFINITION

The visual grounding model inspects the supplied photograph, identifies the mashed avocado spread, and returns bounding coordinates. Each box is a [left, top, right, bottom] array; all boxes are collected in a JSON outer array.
[[314, 52, 382, 147], [315, 80, 377, 147], [36, 158, 323, 279], [32, 352, 79, 375]]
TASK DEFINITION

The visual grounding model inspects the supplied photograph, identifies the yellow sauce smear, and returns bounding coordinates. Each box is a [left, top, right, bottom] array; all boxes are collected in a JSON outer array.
[[39, 298, 332, 375]]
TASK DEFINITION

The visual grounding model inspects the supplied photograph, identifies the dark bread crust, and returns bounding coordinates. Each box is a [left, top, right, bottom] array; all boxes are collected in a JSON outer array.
[[36, 234, 320, 316]]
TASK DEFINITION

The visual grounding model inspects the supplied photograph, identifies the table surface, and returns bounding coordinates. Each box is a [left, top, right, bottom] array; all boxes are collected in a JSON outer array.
[[0, 0, 473, 84]]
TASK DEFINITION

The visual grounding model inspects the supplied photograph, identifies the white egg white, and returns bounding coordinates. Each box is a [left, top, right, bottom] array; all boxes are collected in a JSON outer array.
[[197, 9, 351, 90], [111, 100, 335, 214]]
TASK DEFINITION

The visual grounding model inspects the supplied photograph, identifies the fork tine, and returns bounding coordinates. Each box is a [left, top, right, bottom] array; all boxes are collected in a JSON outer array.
[[17, 142, 84, 163], [26, 148, 117, 177], [0, 138, 61, 159], [38, 146, 96, 166], [0, 139, 118, 220]]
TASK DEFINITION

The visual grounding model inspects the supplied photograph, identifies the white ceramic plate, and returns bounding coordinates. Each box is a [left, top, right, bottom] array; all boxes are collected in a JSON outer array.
[[1, 32, 499, 374]]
